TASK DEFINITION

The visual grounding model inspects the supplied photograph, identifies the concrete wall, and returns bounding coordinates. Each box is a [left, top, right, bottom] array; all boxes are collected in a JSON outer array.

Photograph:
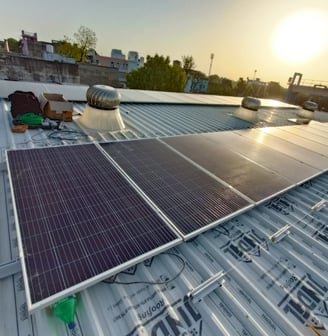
[[0, 54, 121, 87], [79, 63, 120, 87], [0, 53, 80, 83]]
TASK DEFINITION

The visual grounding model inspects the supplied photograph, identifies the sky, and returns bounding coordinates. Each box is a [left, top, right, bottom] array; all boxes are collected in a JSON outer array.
[[2, 0, 328, 86]]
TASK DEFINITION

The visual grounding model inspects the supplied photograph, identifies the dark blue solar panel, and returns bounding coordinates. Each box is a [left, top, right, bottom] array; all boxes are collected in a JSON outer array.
[[101, 140, 250, 236], [163, 135, 292, 201], [7, 144, 179, 308]]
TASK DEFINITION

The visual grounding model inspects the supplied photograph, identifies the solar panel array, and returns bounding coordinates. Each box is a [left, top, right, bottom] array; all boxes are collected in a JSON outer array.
[[7, 122, 327, 313], [7, 144, 180, 311], [101, 140, 251, 236]]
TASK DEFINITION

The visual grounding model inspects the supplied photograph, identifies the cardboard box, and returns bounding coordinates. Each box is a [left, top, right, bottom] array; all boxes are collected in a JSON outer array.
[[39, 93, 73, 121], [12, 125, 28, 133]]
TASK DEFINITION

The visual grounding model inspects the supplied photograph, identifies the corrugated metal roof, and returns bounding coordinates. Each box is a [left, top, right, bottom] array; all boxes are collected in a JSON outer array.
[[77, 176, 328, 336], [120, 104, 252, 136], [0, 80, 89, 101], [0, 81, 327, 336], [0, 79, 297, 107]]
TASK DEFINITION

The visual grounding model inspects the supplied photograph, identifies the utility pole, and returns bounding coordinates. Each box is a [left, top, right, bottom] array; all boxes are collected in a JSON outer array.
[[208, 53, 214, 77], [253, 69, 257, 80]]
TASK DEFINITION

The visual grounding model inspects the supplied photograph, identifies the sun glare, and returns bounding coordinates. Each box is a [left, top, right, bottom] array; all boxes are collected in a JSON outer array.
[[272, 10, 328, 64]]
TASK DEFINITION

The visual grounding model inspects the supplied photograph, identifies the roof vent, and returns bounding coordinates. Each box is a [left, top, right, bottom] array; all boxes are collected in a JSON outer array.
[[241, 96, 261, 111], [80, 85, 125, 131], [233, 96, 261, 123]]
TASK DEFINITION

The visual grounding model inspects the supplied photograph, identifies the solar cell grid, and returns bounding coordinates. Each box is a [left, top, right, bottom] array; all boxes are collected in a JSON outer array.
[[202, 132, 319, 183], [235, 129, 328, 170], [277, 125, 328, 145], [162, 134, 292, 201], [101, 139, 250, 237], [297, 123, 328, 139], [8, 144, 179, 310], [262, 127, 328, 156]]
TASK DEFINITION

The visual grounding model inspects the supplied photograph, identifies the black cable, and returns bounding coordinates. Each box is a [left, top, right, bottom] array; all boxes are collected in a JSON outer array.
[[15, 128, 87, 145], [15, 130, 48, 145], [102, 252, 186, 286], [47, 129, 88, 141]]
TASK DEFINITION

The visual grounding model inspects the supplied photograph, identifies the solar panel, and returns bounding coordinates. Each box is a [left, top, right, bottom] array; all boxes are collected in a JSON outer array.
[[101, 140, 251, 238], [277, 125, 328, 145], [202, 132, 320, 183], [7, 144, 180, 312], [296, 123, 328, 139], [235, 128, 328, 171], [163, 134, 292, 202], [262, 127, 328, 156], [307, 121, 328, 134]]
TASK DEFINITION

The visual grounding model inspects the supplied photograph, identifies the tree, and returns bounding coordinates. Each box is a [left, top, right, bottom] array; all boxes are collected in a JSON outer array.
[[182, 55, 195, 76], [208, 76, 234, 95], [126, 54, 186, 92], [208, 74, 220, 83], [6, 38, 21, 53], [54, 26, 97, 62], [266, 81, 287, 100], [53, 36, 81, 61], [73, 26, 97, 62], [234, 77, 247, 96]]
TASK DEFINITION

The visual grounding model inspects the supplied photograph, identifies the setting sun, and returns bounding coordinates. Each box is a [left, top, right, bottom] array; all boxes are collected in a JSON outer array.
[[272, 10, 328, 64]]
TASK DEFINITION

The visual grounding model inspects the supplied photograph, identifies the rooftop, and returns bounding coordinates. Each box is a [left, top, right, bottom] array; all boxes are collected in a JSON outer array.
[[0, 81, 327, 336]]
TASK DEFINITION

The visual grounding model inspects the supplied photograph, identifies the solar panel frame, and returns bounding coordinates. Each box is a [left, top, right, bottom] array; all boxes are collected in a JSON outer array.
[[7, 144, 181, 312]]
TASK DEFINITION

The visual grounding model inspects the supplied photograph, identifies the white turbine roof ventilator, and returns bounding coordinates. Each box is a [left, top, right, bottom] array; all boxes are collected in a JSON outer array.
[[80, 85, 125, 131]]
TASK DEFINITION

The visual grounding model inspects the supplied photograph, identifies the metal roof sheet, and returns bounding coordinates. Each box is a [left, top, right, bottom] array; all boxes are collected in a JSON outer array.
[[0, 80, 297, 108], [0, 80, 89, 101], [0, 81, 327, 336]]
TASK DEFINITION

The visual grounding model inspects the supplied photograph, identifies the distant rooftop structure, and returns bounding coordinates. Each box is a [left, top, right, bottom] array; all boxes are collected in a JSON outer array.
[[87, 49, 144, 86], [21, 30, 38, 42], [128, 51, 138, 61], [287, 72, 328, 110], [19, 29, 76, 63], [111, 48, 125, 59], [184, 78, 209, 93], [127, 50, 144, 72]]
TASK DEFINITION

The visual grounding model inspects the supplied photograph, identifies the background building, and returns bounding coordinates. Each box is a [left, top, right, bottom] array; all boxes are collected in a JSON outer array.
[[87, 49, 144, 87], [127, 51, 144, 72]]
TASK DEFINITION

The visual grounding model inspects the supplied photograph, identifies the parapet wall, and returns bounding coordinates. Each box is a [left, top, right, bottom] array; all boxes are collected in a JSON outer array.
[[0, 53, 120, 86], [79, 63, 120, 87], [0, 53, 80, 83]]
